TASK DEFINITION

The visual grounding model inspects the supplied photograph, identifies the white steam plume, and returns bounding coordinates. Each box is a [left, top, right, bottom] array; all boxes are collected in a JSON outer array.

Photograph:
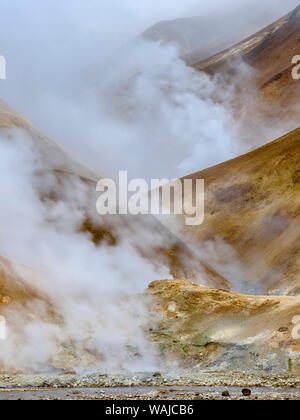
[[0, 131, 171, 372]]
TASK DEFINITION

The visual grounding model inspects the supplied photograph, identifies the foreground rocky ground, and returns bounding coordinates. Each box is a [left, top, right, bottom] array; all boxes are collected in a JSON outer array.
[[146, 280, 300, 373], [0, 373, 300, 400], [0, 371, 300, 389], [1, 386, 300, 400]]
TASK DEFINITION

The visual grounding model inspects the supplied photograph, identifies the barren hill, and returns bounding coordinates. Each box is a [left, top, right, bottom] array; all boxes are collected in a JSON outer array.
[[156, 128, 300, 296], [193, 6, 300, 122], [146, 279, 300, 373], [142, 15, 241, 62], [0, 100, 99, 182], [142, 3, 298, 65]]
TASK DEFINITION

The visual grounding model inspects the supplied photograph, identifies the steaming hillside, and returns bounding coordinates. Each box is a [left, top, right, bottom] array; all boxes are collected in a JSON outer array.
[[157, 128, 300, 296], [193, 6, 300, 122], [0, 100, 99, 182], [142, 6, 300, 159], [0, 256, 42, 309], [0, 98, 229, 287], [0, 100, 100, 312], [142, 3, 299, 65], [142, 15, 241, 62], [0, 98, 236, 373], [146, 280, 300, 373], [144, 7, 300, 373], [0, 99, 105, 307]]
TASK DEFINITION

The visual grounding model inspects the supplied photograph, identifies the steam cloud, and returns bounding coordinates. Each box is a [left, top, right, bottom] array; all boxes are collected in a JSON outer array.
[[0, 131, 172, 372]]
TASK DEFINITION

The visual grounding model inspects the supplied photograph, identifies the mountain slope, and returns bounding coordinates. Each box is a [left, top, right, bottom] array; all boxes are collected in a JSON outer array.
[[147, 279, 300, 373], [0, 100, 100, 182], [142, 15, 242, 63], [156, 128, 300, 295], [142, 3, 299, 65], [193, 6, 300, 121]]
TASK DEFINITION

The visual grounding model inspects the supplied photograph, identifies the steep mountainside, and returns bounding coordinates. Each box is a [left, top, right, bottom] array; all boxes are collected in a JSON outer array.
[[156, 128, 300, 296], [193, 6, 300, 122], [146, 279, 300, 373]]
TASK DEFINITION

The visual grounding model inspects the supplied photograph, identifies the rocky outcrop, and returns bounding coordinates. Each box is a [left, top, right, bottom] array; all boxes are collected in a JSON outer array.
[[146, 279, 300, 373]]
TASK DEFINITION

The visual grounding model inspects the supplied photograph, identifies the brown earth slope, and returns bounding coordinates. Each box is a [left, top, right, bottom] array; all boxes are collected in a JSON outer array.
[[142, 3, 297, 65], [156, 128, 300, 296], [0, 256, 43, 310], [146, 279, 300, 373], [193, 6, 300, 122]]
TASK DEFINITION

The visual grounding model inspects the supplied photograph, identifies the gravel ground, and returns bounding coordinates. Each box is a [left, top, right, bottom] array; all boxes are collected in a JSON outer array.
[[0, 371, 299, 399], [0, 371, 300, 389], [0, 386, 299, 400]]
